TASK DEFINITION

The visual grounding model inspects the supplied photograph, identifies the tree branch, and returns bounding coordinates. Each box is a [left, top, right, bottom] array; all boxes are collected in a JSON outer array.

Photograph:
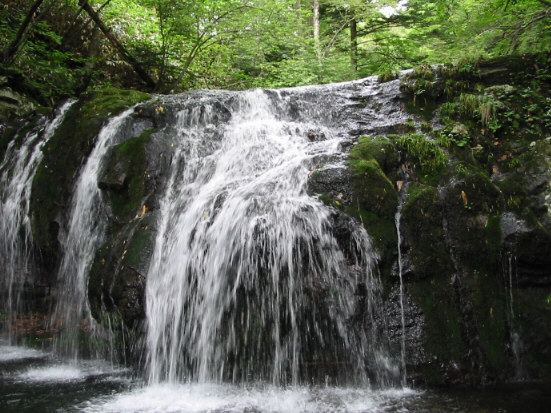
[[78, 0, 156, 89], [2, 0, 45, 66]]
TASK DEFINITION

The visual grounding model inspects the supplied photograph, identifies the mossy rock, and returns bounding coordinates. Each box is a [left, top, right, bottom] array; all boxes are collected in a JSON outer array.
[[409, 275, 467, 386], [88, 212, 157, 329], [377, 71, 398, 83], [29, 87, 151, 268], [100, 129, 155, 222], [402, 183, 453, 280], [349, 136, 399, 181], [496, 175, 527, 213], [466, 270, 509, 376], [346, 157, 398, 283], [441, 170, 504, 272], [391, 133, 449, 185], [516, 288, 551, 378], [348, 159, 397, 219]]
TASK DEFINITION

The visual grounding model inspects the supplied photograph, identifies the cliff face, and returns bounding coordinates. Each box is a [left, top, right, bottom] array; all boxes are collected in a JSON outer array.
[[1, 54, 550, 386], [330, 53, 551, 386]]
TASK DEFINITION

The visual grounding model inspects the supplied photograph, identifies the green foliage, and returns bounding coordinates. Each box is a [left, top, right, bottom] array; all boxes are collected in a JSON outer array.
[[394, 133, 448, 173], [479, 97, 498, 127], [439, 102, 457, 124], [377, 70, 398, 83], [458, 93, 479, 117], [1, 0, 551, 98]]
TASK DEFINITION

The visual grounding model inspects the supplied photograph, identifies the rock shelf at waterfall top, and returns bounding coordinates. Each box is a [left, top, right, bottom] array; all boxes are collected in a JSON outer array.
[[0, 54, 551, 399]]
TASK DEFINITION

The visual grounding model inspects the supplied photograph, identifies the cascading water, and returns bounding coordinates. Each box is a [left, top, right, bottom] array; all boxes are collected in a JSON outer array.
[[394, 190, 407, 386], [0, 100, 74, 341], [146, 86, 394, 386], [504, 249, 525, 379], [51, 107, 136, 360]]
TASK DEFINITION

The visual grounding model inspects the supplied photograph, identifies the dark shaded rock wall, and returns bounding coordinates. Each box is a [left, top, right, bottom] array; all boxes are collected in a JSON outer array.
[[4, 54, 549, 386]]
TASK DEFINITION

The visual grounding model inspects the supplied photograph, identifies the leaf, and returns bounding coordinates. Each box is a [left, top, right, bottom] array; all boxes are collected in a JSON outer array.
[[461, 190, 468, 206]]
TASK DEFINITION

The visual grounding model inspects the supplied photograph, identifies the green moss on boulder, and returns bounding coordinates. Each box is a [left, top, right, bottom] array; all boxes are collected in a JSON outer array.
[[101, 129, 155, 222], [350, 135, 399, 181], [346, 153, 398, 284], [29, 88, 150, 265]]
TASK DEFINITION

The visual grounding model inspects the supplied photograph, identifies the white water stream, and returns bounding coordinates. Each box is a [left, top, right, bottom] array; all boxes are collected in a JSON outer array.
[[146, 87, 390, 385], [394, 198, 407, 386], [52, 107, 135, 359], [0, 100, 74, 339], [0, 79, 420, 412]]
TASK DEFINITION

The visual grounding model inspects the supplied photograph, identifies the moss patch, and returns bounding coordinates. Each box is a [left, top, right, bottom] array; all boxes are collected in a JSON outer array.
[[350, 135, 399, 180], [347, 159, 397, 220], [30, 87, 150, 256], [102, 129, 155, 222], [442, 170, 504, 273], [346, 155, 398, 285], [391, 133, 448, 185]]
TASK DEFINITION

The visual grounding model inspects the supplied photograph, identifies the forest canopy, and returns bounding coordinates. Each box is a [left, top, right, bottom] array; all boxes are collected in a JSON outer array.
[[1, 0, 550, 104]]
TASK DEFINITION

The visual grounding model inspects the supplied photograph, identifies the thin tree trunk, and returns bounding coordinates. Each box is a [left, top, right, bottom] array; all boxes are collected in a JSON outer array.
[[78, 0, 156, 89], [313, 0, 321, 66], [2, 0, 45, 66], [63, 0, 112, 46], [350, 17, 357, 71], [295, 0, 302, 28]]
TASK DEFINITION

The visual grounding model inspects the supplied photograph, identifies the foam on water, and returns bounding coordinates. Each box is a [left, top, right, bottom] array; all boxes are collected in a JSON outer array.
[[15, 360, 129, 383], [80, 383, 419, 413], [0, 344, 47, 362], [18, 365, 86, 382]]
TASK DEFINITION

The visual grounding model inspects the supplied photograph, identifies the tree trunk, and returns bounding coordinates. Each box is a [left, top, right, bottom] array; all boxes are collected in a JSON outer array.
[[350, 18, 358, 71], [63, 0, 112, 47], [2, 0, 45, 66], [295, 0, 302, 26], [78, 0, 156, 89], [313, 0, 321, 66]]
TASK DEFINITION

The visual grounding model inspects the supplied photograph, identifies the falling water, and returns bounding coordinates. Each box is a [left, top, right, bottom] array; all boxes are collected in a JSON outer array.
[[52, 107, 135, 359], [394, 190, 407, 386], [0, 101, 75, 341], [504, 250, 524, 379], [146, 87, 392, 386], [506, 253, 516, 318]]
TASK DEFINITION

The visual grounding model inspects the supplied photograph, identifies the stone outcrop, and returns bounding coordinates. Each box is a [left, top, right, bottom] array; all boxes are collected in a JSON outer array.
[[2, 54, 550, 386]]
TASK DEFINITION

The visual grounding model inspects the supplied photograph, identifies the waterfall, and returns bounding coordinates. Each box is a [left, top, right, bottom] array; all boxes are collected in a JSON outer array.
[[146, 87, 391, 385], [51, 107, 135, 360], [504, 250, 524, 379], [394, 193, 407, 386], [0, 100, 75, 341]]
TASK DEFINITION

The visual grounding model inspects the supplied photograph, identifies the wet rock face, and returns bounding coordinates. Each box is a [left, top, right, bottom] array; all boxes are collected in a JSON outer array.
[[29, 88, 151, 280], [401, 183, 452, 281], [305, 55, 551, 386], [8, 54, 549, 385], [90, 128, 171, 334]]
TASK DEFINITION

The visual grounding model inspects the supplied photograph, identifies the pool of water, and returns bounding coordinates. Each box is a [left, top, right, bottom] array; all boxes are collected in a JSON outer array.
[[1, 344, 549, 413]]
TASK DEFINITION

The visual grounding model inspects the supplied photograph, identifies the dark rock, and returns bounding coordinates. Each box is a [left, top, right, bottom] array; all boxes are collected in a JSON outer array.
[[401, 182, 453, 280]]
